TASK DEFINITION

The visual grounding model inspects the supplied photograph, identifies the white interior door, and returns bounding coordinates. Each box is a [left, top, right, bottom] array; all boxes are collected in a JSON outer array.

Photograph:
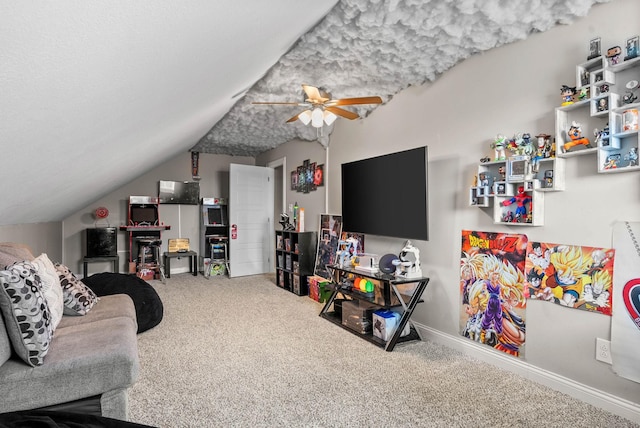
[[229, 164, 274, 278]]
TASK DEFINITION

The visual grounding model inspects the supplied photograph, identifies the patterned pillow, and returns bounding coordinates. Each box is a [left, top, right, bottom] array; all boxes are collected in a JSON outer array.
[[32, 254, 65, 330], [55, 263, 99, 315], [0, 261, 53, 366]]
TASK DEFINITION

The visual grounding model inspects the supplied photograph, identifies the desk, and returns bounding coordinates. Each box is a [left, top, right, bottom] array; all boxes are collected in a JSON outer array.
[[83, 256, 119, 278], [163, 251, 198, 278]]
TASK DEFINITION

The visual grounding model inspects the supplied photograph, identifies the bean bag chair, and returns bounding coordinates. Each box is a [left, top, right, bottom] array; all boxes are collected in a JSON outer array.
[[83, 273, 163, 333]]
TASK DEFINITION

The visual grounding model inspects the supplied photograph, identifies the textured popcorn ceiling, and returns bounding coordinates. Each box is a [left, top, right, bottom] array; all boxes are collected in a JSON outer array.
[[194, 0, 609, 156]]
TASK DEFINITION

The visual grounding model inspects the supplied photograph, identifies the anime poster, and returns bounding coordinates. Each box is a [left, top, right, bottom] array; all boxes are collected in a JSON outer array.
[[524, 241, 614, 316], [611, 222, 640, 384], [460, 230, 528, 357], [314, 214, 343, 279]]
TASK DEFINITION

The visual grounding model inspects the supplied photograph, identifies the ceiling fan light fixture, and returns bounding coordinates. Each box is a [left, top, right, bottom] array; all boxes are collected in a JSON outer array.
[[323, 110, 337, 126], [311, 107, 324, 128], [298, 110, 312, 125]]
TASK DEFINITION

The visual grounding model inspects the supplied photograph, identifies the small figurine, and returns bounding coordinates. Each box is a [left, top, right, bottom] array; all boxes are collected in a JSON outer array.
[[561, 85, 577, 105], [498, 165, 506, 181], [594, 124, 610, 147], [578, 87, 589, 100], [502, 211, 514, 223], [597, 97, 608, 112], [623, 91, 638, 105], [625, 36, 639, 61], [563, 121, 591, 152], [478, 172, 491, 194], [624, 147, 638, 167], [491, 134, 507, 161], [603, 153, 621, 169], [544, 170, 554, 188], [606, 45, 622, 66], [599, 84, 610, 94], [588, 37, 601, 60], [501, 186, 531, 221]]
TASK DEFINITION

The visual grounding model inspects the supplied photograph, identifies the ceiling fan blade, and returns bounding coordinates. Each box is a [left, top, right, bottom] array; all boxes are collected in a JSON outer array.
[[252, 101, 305, 105], [327, 96, 383, 106], [325, 106, 360, 120], [285, 114, 300, 123], [302, 85, 330, 103]]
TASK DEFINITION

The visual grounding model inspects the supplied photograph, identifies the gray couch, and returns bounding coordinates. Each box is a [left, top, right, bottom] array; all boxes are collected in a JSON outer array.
[[0, 243, 140, 421]]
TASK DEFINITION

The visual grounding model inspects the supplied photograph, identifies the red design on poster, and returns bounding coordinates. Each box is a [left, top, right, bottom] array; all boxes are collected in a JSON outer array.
[[460, 230, 528, 358], [623, 278, 640, 329]]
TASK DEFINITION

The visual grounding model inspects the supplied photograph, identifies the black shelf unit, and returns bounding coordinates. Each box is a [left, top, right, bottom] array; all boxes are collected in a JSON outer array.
[[274, 230, 317, 295], [320, 265, 430, 352]]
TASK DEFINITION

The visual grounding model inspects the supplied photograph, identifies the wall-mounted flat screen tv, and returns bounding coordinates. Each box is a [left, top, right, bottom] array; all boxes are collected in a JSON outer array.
[[158, 180, 200, 205], [341, 146, 428, 241]]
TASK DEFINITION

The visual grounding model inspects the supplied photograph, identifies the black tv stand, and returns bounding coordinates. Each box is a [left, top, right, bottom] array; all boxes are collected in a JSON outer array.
[[319, 264, 430, 352]]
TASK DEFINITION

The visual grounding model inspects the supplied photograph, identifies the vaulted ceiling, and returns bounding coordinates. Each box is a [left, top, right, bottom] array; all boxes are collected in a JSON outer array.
[[1, 0, 608, 226]]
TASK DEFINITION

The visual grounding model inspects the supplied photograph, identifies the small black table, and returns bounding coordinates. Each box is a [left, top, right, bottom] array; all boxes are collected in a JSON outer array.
[[83, 256, 119, 278], [163, 251, 198, 278]]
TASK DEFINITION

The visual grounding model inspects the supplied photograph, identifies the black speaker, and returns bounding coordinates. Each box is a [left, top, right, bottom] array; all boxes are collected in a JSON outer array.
[[86, 227, 117, 257]]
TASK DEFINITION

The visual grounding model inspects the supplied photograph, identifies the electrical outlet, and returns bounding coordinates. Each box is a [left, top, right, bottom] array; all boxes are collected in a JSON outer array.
[[595, 338, 613, 364]]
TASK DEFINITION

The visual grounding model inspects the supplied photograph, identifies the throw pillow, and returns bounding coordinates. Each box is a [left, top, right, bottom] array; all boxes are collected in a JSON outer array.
[[0, 261, 52, 366], [55, 263, 99, 316], [32, 254, 65, 330], [0, 243, 34, 270]]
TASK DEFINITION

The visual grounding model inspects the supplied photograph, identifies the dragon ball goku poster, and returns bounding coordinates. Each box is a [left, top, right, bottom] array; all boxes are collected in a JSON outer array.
[[460, 230, 528, 357], [524, 241, 614, 316]]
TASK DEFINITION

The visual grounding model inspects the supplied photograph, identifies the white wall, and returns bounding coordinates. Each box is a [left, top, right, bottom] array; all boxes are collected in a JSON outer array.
[[62, 152, 254, 274], [260, 0, 640, 411], [257, 138, 328, 234]]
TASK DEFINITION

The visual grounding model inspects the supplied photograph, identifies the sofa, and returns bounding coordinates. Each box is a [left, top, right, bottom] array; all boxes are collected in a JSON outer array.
[[0, 243, 140, 421]]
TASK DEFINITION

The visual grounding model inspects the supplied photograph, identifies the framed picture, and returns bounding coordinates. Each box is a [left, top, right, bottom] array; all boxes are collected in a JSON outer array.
[[314, 164, 324, 187], [290, 171, 298, 190], [625, 35, 639, 61], [588, 37, 601, 60]]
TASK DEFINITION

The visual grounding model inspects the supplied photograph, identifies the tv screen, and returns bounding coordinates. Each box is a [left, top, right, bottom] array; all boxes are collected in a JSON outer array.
[[159, 180, 200, 205], [341, 146, 428, 241], [130, 206, 158, 225]]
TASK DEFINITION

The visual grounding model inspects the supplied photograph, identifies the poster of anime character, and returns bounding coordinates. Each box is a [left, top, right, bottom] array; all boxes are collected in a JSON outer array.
[[524, 241, 614, 316], [460, 230, 528, 357], [611, 222, 640, 383]]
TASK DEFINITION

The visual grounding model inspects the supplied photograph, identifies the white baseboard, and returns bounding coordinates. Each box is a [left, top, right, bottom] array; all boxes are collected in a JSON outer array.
[[413, 322, 640, 424]]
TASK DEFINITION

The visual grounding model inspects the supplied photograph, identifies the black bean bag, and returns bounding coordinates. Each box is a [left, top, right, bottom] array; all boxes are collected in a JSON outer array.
[[83, 273, 163, 333]]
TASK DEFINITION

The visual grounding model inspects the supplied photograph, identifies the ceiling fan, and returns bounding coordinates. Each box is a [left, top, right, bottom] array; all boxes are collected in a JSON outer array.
[[252, 84, 383, 128]]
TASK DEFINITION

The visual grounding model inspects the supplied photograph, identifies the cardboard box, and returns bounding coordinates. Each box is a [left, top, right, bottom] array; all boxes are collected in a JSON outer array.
[[308, 275, 330, 302], [372, 310, 410, 342]]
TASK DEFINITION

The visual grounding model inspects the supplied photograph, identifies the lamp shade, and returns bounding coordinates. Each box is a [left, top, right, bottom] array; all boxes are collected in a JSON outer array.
[[298, 110, 312, 125], [311, 107, 324, 128], [323, 110, 337, 126]]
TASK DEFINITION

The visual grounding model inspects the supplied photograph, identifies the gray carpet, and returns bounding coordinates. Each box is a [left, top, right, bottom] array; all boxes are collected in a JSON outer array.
[[129, 273, 638, 428]]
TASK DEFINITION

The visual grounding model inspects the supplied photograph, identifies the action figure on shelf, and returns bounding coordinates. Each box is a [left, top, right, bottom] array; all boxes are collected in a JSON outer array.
[[502, 186, 531, 222], [279, 213, 295, 231], [597, 98, 608, 112], [560, 85, 577, 105], [606, 45, 622, 66], [624, 147, 638, 167], [603, 153, 621, 169], [579, 87, 589, 100], [491, 134, 507, 161], [563, 121, 591, 152]]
